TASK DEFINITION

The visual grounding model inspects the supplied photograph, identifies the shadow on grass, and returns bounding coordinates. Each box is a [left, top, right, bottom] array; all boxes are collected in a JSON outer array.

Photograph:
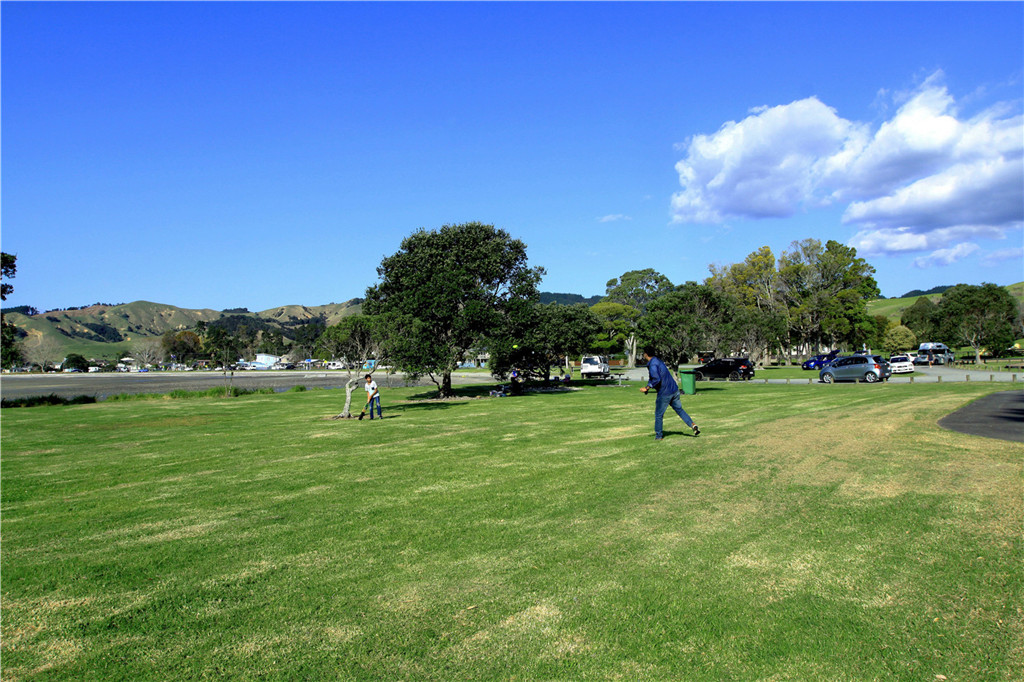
[[405, 383, 589, 401], [394, 401, 470, 411], [406, 384, 499, 400], [656, 429, 701, 439]]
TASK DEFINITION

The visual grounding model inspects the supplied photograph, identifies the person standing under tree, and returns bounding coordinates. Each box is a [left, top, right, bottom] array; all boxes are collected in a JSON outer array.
[[360, 374, 382, 420], [640, 346, 700, 441]]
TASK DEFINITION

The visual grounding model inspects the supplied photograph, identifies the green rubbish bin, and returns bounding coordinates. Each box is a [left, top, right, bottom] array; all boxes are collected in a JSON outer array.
[[679, 370, 697, 395]]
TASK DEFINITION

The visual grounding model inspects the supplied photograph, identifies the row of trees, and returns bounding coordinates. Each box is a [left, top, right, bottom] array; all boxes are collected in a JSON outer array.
[[899, 283, 1021, 363], [4, 230, 1020, 382], [333, 225, 890, 397]]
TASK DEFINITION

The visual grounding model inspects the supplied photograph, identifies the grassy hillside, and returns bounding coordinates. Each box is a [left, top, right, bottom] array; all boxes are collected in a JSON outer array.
[[867, 281, 1023, 322], [8, 300, 361, 361], [258, 302, 362, 327]]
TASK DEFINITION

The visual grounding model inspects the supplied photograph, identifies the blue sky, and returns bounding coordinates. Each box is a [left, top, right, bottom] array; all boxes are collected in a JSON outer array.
[[3, 2, 1022, 313]]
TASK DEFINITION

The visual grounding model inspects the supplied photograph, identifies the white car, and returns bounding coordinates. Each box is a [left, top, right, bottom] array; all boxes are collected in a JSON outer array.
[[888, 355, 915, 374], [580, 355, 610, 379]]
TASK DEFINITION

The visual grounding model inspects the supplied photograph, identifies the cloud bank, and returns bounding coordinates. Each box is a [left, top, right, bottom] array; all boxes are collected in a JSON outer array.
[[671, 72, 1023, 267]]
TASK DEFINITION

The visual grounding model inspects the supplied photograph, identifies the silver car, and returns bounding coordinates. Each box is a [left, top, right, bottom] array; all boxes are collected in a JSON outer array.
[[820, 355, 889, 383]]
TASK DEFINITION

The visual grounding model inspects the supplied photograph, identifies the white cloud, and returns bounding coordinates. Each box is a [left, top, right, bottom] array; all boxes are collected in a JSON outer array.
[[598, 214, 632, 223], [980, 246, 1024, 267], [850, 224, 1006, 255], [671, 72, 1024, 260], [912, 242, 980, 268], [671, 97, 860, 222]]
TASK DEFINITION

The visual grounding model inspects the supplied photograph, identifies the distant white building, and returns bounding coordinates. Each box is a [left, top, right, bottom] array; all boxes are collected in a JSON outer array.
[[248, 353, 281, 370]]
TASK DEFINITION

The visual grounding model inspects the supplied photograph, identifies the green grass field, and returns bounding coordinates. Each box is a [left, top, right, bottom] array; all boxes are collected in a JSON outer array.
[[2, 382, 1021, 680]]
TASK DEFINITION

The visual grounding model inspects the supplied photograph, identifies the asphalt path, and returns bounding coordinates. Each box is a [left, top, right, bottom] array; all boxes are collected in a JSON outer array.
[[938, 390, 1024, 443], [3, 365, 1021, 402], [0, 370, 496, 401]]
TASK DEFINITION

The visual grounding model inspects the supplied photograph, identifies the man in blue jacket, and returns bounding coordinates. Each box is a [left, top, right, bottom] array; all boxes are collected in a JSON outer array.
[[641, 346, 700, 441]]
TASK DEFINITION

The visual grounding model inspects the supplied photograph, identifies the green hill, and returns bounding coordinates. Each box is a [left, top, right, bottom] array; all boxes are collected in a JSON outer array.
[[867, 282, 1023, 323], [7, 300, 362, 361]]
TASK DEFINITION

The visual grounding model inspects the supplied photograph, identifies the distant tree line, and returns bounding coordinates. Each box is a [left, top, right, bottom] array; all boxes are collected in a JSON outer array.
[[900, 285, 952, 298], [898, 284, 1021, 362], [2, 235, 1020, 379], [1, 305, 39, 316], [539, 292, 603, 306]]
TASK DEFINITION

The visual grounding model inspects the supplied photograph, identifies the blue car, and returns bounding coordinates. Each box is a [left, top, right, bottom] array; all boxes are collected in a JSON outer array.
[[802, 351, 838, 370]]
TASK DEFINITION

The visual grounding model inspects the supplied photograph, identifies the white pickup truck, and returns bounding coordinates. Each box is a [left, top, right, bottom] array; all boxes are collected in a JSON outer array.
[[580, 355, 610, 379]]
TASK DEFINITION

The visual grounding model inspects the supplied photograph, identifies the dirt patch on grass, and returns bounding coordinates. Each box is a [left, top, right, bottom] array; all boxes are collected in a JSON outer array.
[[452, 601, 590, 664]]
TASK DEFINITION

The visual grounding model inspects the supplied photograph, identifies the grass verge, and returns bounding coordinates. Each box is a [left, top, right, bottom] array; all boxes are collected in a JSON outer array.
[[2, 381, 1021, 680]]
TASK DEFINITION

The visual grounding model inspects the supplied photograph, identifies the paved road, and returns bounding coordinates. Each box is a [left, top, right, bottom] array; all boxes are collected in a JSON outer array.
[[3, 365, 1020, 401], [0, 370, 495, 401]]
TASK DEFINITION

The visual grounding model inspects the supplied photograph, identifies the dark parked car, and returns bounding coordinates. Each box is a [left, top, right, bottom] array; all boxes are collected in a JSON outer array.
[[693, 357, 754, 381], [819, 355, 890, 383]]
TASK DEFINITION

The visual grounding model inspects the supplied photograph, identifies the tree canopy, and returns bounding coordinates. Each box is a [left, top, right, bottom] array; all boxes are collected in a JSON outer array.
[[638, 283, 737, 367], [364, 222, 544, 397], [900, 297, 938, 342], [777, 239, 879, 352], [488, 302, 601, 381], [937, 283, 1017, 362], [1, 252, 22, 368]]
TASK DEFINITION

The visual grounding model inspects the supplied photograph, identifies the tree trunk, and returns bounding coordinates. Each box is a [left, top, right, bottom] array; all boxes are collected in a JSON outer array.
[[441, 371, 453, 398], [335, 375, 362, 418]]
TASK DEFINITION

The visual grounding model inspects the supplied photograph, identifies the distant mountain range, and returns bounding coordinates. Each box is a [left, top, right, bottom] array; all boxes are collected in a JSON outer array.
[[4, 299, 364, 359], [5, 294, 605, 358]]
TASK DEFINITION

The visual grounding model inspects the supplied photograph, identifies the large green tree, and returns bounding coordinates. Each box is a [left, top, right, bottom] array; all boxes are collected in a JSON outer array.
[[706, 246, 787, 364], [62, 353, 89, 372], [488, 302, 601, 382], [1, 252, 22, 369], [777, 239, 879, 352], [202, 325, 242, 368], [364, 222, 544, 397], [638, 284, 737, 369], [901, 296, 938, 342], [602, 269, 673, 366], [589, 301, 640, 357], [162, 330, 203, 365], [937, 283, 1017, 363], [707, 245, 780, 312]]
